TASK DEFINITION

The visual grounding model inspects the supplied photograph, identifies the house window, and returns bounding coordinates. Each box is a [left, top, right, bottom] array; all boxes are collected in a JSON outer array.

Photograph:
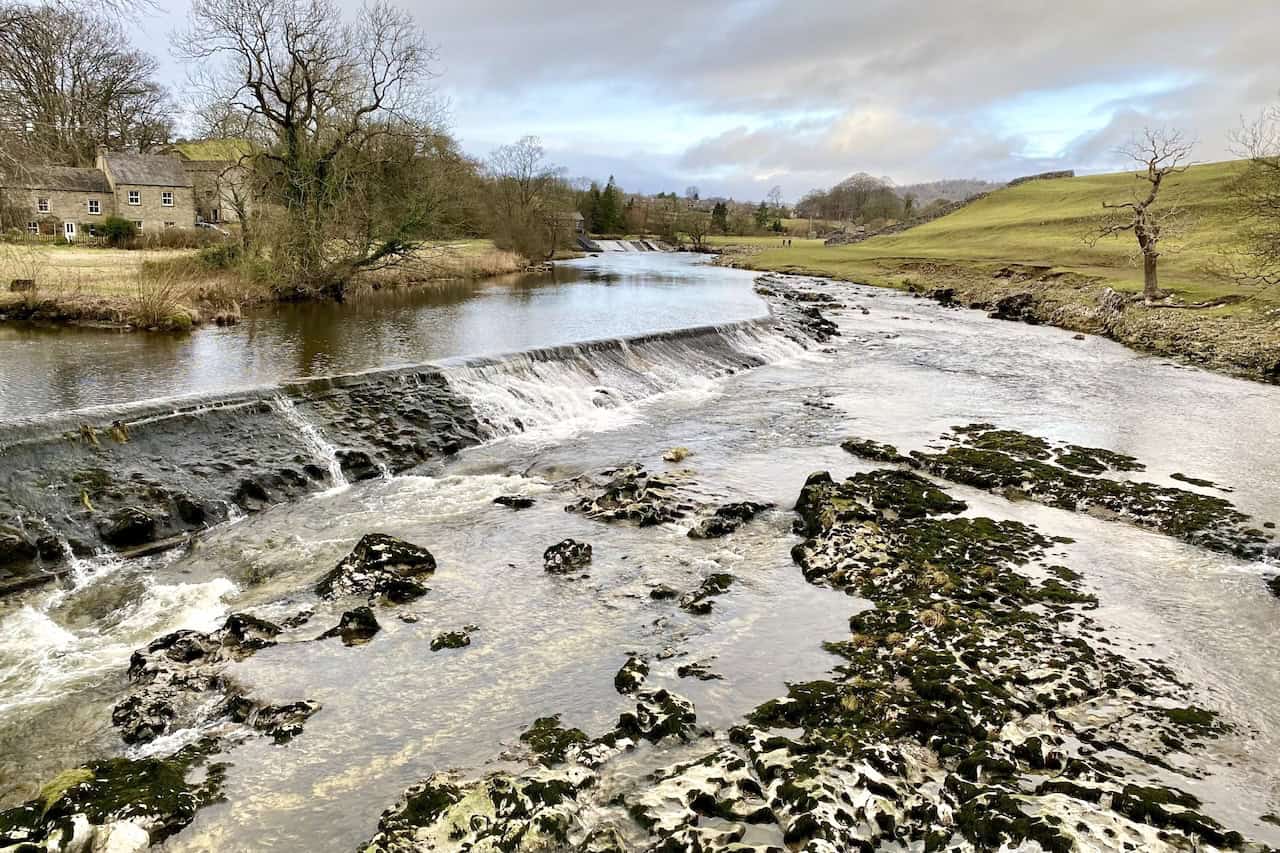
[[87, 199, 100, 215], [37, 198, 49, 213], [163, 221, 175, 228], [161, 191, 173, 207], [26, 221, 38, 234], [133, 220, 143, 232], [128, 190, 140, 205]]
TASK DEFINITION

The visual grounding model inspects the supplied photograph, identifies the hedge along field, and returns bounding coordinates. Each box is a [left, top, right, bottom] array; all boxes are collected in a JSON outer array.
[[745, 161, 1272, 315]]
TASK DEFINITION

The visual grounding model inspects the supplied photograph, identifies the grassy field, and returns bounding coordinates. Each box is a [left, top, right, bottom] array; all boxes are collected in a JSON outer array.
[[744, 161, 1265, 309], [0, 238, 536, 329], [726, 161, 1279, 380]]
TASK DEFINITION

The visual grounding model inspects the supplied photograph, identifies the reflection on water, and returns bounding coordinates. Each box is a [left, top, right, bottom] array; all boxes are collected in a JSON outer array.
[[0, 253, 765, 420]]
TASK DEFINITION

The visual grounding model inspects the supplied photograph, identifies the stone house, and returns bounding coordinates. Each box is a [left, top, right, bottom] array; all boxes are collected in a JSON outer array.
[[0, 147, 196, 241], [166, 139, 252, 225]]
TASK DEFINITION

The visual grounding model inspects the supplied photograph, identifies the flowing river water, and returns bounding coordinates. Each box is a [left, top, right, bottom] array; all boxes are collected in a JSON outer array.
[[1, 252, 1279, 851]]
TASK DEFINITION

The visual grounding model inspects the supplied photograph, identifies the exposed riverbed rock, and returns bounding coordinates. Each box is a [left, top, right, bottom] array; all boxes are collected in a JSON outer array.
[[360, 465, 1270, 851], [494, 494, 536, 509], [544, 539, 592, 574], [679, 572, 735, 615], [687, 501, 774, 539], [613, 656, 649, 695], [96, 506, 161, 547], [430, 625, 478, 651], [566, 465, 695, 527], [841, 424, 1275, 559], [111, 611, 319, 747], [314, 533, 436, 602], [319, 606, 381, 646], [0, 741, 227, 852]]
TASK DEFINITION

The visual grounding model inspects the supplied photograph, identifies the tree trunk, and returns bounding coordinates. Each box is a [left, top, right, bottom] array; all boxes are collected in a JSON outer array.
[[1143, 251, 1160, 301]]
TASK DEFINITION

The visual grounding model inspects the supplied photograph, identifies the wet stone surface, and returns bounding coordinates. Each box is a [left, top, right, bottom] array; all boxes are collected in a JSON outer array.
[[842, 424, 1278, 560], [350, 462, 1272, 852]]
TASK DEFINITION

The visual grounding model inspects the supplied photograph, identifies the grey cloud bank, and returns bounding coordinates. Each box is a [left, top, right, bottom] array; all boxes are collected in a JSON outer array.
[[143, 0, 1277, 198]]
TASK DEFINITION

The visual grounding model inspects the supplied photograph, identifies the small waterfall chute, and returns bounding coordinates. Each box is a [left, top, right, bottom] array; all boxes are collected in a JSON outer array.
[[271, 396, 349, 488]]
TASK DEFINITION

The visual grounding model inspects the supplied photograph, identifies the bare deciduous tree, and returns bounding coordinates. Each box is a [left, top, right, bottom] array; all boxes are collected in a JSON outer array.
[[180, 0, 444, 299], [1228, 103, 1280, 289], [485, 136, 573, 260], [1087, 128, 1195, 302], [677, 209, 711, 250], [0, 1, 172, 166]]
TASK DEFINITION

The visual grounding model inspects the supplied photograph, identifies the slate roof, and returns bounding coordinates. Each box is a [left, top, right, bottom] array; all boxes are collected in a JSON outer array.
[[0, 165, 110, 193], [102, 153, 193, 188]]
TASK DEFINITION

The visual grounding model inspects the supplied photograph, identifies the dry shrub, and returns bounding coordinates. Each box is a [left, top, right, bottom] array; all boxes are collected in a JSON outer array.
[[129, 262, 194, 330], [130, 228, 227, 250], [0, 241, 43, 307]]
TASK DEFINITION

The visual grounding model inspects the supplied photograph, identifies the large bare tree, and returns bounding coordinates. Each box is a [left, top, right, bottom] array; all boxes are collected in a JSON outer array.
[[180, 0, 444, 299], [0, 2, 171, 166], [485, 136, 573, 260], [1229, 103, 1280, 289], [1088, 128, 1195, 302]]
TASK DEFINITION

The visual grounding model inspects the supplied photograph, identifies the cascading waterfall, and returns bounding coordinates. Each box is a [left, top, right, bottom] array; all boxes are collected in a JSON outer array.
[[441, 322, 810, 441], [271, 395, 349, 488]]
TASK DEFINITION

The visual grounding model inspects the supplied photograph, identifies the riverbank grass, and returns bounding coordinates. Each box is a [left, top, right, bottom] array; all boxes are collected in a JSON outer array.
[[0, 239, 533, 330], [743, 161, 1269, 312]]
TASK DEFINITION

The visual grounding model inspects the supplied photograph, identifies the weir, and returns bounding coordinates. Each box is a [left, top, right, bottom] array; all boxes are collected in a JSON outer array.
[[0, 318, 805, 594]]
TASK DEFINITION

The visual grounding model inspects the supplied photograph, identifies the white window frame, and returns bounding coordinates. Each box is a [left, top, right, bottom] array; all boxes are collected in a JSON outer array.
[[87, 198, 100, 215], [161, 191, 174, 207], [26, 221, 38, 234], [127, 190, 140, 205], [37, 197, 49, 213], [133, 220, 143, 232]]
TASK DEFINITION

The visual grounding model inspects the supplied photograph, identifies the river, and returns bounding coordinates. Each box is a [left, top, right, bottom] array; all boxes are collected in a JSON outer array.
[[0, 252, 1278, 851], [0, 253, 764, 420]]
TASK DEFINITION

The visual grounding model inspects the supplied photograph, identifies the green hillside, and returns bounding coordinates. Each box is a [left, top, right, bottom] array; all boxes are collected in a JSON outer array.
[[748, 161, 1263, 308]]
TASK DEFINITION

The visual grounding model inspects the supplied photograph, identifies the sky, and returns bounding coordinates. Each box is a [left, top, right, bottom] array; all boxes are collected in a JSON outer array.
[[133, 0, 1278, 201]]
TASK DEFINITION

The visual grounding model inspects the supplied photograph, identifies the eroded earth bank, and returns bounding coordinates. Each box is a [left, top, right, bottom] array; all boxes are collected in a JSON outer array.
[[2, 265, 1280, 852]]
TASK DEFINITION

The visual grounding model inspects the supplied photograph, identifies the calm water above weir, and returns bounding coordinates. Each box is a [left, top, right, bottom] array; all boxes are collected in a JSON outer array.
[[0, 252, 763, 421], [2, 255, 1280, 851]]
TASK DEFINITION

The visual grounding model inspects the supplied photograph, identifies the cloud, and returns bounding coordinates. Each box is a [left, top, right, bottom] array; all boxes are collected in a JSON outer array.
[[135, 0, 1279, 199]]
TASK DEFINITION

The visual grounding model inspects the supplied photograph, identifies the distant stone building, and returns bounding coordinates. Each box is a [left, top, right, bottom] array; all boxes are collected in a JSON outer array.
[[165, 139, 252, 225], [0, 147, 196, 240]]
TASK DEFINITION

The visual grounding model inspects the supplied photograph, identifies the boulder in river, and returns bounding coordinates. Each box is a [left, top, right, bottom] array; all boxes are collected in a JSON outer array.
[[544, 539, 592, 574], [687, 501, 774, 539], [320, 606, 381, 646], [0, 524, 37, 567], [566, 465, 694, 527], [679, 572, 735, 614], [494, 494, 535, 510], [96, 506, 159, 547], [613, 656, 649, 695], [430, 625, 477, 651], [315, 533, 436, 601]]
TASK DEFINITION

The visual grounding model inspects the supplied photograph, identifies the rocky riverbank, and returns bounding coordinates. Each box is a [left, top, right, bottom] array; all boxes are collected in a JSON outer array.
[[726, 263, 1280, 383]]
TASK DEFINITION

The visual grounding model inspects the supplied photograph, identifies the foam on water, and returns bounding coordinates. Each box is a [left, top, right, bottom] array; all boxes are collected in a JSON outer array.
[[0, 573, 237, 719]]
